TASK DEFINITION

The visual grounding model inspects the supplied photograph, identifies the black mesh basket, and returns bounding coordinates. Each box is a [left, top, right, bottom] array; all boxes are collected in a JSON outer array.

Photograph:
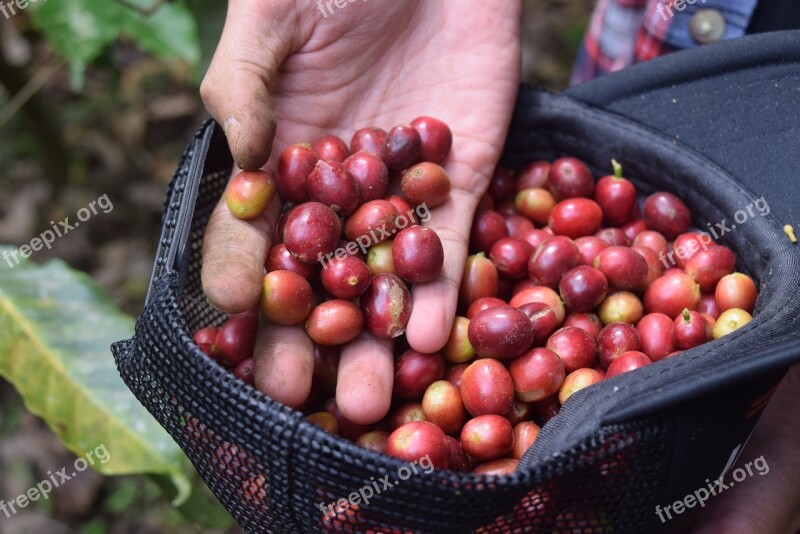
[[112, 31, 800, 533]]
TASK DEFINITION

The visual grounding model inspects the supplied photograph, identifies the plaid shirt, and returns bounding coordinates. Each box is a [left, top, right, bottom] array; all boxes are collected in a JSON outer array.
[[572, 0, 760, 85]]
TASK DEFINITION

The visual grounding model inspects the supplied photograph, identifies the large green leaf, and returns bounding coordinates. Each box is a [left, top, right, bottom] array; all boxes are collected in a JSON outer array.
[[29, 0, 200, 88], [0, 246, 191, 504]]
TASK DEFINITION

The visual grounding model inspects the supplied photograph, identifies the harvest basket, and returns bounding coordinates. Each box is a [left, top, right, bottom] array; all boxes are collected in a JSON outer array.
[[113, 30, 800, 533]]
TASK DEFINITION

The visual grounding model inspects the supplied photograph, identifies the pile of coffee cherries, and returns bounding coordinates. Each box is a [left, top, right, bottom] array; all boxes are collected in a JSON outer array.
[[196, 117, 452, 376], [195, 126, 759, 475]]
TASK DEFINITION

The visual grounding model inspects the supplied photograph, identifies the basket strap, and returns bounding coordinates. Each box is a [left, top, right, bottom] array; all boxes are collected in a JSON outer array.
[[145, 118, 232, 306]]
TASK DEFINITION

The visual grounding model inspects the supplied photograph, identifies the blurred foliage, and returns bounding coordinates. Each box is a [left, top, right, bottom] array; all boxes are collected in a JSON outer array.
[[28, 0, 200, 88], [0, 2, 236, 531], [185, 0, 227, 78], [522, 0, 594, 89]]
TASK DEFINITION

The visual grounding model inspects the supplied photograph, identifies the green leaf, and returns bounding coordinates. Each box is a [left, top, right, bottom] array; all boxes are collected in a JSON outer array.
[[28, 0, 200, 88], [185, 0, 227, 82], [0, 246, 191, 505], [151, 473, 236, 529], [28, 0, 121, 89], [119, 2, 201, 72]]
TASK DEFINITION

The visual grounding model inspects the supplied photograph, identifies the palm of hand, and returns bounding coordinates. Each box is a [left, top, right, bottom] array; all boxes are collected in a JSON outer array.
[[202, 0, 521, 424], [272, 0, 520, 342]]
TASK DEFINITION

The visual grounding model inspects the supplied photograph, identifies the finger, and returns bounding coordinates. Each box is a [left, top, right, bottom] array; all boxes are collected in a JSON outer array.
[[405, 188, 478, 354], [336, 334, 394, 425], [253, 322, 315, 409], [199, 0, 297, 170], [201, 171, 281, 313]]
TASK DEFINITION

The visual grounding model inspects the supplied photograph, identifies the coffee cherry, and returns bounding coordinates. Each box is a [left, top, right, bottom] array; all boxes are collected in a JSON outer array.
[[490, 237, 535, 279], [606, 351, 651, 378], [260, 270, 313, 325], [234, 358, 255, 385], [344, 200, 398, 242], [643, 192, 691, 239], [401, 162, 451, 208], [410, 116, 452, 164], [350, 127, 387, 157], [559, 368, 603, 404], [470, 210, 510, 254], [597, 322, 641, 369], [305, 300, 363, 346], [546, 326, 597, 373], [593, 246, 649, 291], [715, 272, 757, 313], [312, 135, 349, 163], [283, 202, 342, 263], [343, 151, 389, 203], [548, 157, 594, 199], [307, 160, 360, 216], [366, 240, 395, 276], [594, 161, 637, 226], [515, 188, 556, 226], [459, 253, 499, 308], [461, 415, 513, 462], [320, 255, 371, 299], [393, 226, 444, 284], [516, 161, 550, 191], [393, 350, 446, 401], [490, 167, 516, 202], [360, 274, 412, 339], [460, 359, 515, 417], [528, 236, 581, 287], [277, 143, 317, 202], [226, 170, 276, 220], [549, 198, 603, 239], [383, 124, 421, 171], [713, 308, 753, 339], [443, 316, 475, 363], [558, 265, 608, 312], [468, 306, 535, 361], [509, 347, 565, 402], [193, 326, 219, 358], [673, 308, 712, 349], [266, 243, 317, 279]]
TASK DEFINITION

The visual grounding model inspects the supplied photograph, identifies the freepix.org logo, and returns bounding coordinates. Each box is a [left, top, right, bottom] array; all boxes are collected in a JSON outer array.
[[2, 194, 114, 268], [0, 0, 46, 20], [1, 443, 111, 520], [317, 203, 431, 269]]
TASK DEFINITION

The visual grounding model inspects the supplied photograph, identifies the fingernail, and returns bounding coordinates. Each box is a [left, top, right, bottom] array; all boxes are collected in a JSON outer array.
[[224, 115, 241, 163]]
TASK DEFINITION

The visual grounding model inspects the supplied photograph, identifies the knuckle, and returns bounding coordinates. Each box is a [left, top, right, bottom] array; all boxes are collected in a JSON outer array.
[[433, 225, 468, 248], [438, 274, 461, 293], [199, 75, 216, 109]]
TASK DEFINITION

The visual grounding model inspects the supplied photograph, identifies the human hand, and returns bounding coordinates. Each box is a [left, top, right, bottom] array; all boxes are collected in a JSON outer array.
[[199, 0, 521, 424]]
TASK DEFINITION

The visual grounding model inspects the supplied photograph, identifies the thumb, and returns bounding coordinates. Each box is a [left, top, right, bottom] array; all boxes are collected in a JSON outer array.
[[200, 1, 296, 170]]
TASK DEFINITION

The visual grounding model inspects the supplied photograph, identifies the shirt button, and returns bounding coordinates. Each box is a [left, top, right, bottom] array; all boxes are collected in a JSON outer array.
[[690, 9, 727, 44]]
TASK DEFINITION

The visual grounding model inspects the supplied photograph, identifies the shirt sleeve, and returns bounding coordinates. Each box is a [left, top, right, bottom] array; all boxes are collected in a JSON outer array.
[[571, 0, 760, 86]]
